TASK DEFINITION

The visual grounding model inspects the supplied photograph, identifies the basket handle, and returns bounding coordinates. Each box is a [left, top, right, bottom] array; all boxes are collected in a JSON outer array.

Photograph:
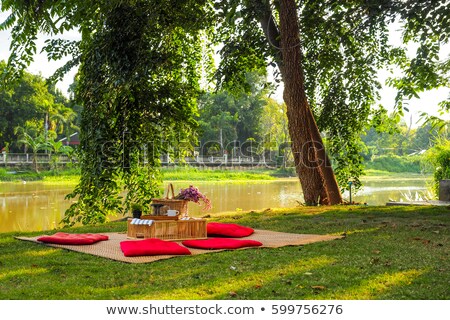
[[165, 183, 176, 199]]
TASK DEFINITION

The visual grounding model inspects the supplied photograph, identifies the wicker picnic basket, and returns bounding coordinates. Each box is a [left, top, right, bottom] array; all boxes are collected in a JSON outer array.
[[152, 183, 189, 216]]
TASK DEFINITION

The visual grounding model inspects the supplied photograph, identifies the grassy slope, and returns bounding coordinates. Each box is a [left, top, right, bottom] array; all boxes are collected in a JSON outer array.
[[0, 205, 448, 300], [362, 169, 431, 180], [0, 167, 282, 184], [1, 168, 430, 185]]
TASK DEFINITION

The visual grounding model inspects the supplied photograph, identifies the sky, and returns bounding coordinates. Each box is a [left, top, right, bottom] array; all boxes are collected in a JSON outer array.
[[0, 11, 79, 96], [0, 11, 449, 127]]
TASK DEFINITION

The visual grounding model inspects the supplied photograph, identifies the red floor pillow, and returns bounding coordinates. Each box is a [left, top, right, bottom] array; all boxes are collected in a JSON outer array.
[[37, 232, 109, 245], [182, 238, 262, 250], [207, 222, 254, 238], [120, 238, 191, 257]]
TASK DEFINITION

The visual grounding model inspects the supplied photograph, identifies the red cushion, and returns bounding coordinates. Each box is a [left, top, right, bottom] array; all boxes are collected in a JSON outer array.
[[207, 222, 254, 238], [37, 232, 109, 245], [120, 238, 191, 257], [182, 238, 262, 250]]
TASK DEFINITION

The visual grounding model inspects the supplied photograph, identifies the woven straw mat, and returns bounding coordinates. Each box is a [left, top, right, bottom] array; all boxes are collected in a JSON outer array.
[[16, 229, 342, 264]]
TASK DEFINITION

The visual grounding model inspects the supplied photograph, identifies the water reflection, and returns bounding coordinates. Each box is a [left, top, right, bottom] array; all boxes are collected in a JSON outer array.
[[0, 183, 74, 233], [0, 177, 430, 233]]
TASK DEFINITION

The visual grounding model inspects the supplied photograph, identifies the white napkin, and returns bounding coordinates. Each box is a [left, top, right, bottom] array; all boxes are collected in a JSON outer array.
[[131, 218, 154, 226]]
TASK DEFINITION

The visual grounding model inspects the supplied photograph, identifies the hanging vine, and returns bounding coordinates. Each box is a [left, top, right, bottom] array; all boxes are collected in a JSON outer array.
[[62, 1, 211, 225]]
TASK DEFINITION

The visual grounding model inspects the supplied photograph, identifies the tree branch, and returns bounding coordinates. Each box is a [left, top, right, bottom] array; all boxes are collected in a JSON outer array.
[[253, 0, 283, 67]]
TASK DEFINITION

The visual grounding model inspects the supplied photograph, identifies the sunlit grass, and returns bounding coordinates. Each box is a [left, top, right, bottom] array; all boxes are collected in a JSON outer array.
[[0, 267, 48, 281], [41, 176, 80, 185], [320, 269, 425, 300], [25, 248, 60, 257], [331, 227, 381, 236], [145, 256, 336, 300]]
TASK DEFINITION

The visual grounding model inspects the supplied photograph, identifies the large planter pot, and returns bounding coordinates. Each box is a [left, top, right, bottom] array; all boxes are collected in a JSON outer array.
[[439, 180, 450, 201]]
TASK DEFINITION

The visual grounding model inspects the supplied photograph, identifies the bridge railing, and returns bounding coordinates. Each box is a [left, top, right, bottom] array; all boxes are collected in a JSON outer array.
[[0, 153, 72, 164], [0, 153, 280, 167]]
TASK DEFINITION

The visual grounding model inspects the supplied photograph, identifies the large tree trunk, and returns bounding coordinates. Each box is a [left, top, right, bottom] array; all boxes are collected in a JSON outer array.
[[276, 0, 342, 205], [304, 107, 342, 204]]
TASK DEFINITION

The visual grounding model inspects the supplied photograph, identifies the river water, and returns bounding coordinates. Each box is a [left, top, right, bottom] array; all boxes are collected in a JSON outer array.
[[0, 176, 431, 233]]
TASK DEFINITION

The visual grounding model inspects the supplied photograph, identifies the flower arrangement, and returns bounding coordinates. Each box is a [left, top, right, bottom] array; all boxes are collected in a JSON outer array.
[[175, 185, 212, 210]]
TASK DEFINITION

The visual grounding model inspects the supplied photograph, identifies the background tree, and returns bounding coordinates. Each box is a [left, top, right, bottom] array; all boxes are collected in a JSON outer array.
[[260, 98, 290, 166], [17, 132, 49, 172], [197, 71, 268, 155], [47, 139, 73, 171], [13, 120, 41, 153], [232, 71, 267, 144], [0, 60, 55, 151], [0, 59, 79, 153], [198, 91, 239, 154], [409, 123, 444, 153], [50, 106, 79, 142]]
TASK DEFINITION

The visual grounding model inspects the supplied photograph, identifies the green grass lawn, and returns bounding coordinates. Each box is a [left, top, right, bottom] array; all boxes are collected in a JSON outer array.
[[0, 205, 448, 300]]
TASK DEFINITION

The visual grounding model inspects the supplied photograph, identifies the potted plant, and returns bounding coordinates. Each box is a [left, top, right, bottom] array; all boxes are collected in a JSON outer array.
[[131, 203, 143, 219]]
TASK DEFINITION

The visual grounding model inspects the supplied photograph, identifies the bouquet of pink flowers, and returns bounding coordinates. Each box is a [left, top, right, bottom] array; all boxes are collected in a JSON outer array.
[[175, 185, 212, 210]]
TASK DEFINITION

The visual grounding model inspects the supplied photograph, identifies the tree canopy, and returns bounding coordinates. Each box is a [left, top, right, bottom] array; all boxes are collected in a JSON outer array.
[[198, 71, 268, 154]]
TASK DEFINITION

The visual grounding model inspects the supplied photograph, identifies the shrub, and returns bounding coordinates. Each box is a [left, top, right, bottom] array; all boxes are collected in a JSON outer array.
[[364, 154, 423, 173], [423, 139, 450, 197]]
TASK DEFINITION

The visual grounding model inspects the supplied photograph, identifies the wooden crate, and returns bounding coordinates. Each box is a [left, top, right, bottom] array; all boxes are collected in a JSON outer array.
[[127, 218, 207, 241]]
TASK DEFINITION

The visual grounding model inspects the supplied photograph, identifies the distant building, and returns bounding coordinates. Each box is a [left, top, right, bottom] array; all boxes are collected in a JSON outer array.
[[58, 132, 80, 146]]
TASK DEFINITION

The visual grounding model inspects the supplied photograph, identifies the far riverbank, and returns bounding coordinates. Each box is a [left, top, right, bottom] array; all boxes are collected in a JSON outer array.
[[0, 167, 431, 184]]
